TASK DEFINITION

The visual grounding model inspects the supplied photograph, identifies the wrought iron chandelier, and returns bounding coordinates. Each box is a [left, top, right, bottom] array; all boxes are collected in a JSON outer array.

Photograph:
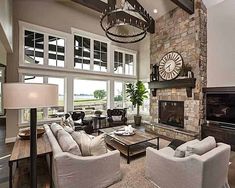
[[100, 0, 152, 44]]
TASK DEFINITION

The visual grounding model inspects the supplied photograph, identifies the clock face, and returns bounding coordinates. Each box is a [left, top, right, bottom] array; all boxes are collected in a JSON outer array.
[[159, 52, 183, 80]]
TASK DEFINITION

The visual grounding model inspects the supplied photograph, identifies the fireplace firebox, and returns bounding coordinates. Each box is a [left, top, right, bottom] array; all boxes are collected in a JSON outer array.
[[159, 100, 184, 128]]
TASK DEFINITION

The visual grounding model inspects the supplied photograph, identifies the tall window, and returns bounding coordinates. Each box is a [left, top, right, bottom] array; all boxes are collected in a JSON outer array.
[[48, 77, 65, 118], [23, 76, 44, 122], [141, 82, 150, 114], [22, 75, 65, 122], [73, 79, 107, 114], [0, 67, 5, 115], [114, 81, 123, 108], [94, 40, 107, 72], [114, 51, 135, 75], [48, 36, 65, 67], [24, 30, 44, 65], [74, 35, 91, 70]]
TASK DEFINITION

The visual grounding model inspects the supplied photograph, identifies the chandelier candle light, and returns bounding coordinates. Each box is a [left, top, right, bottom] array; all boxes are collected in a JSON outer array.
[[100, 0, 152, 43]]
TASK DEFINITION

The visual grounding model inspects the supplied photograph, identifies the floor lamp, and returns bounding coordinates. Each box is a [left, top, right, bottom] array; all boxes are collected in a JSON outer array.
[[3, 83, 58, 188]]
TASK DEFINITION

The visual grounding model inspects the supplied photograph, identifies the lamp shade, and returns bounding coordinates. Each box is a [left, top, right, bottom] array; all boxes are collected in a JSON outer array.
[[3, 83, 58, 109]]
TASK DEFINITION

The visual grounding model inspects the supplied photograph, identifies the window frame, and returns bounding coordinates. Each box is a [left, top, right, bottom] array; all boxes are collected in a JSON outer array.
[[112, 46, 137, 76], [72, 28, 111, 73], [19, 21, 69, 69]]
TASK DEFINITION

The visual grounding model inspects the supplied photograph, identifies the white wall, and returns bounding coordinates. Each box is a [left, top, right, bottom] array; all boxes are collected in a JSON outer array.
[[0, 0, 13, 52], [138, 34, 150, 81], [207, 0, 235, 87]]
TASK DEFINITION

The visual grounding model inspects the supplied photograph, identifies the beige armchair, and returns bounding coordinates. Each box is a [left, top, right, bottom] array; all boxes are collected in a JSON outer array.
[[145, 143, 231, 188]]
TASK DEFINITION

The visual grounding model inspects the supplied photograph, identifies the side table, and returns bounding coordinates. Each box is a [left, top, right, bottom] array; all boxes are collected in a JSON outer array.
[[9, 133, 53, 188], [92, 115, 107, 130]]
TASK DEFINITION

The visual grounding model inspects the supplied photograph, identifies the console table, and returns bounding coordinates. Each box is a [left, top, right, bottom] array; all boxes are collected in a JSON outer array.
[[9, 133, 53, 188]]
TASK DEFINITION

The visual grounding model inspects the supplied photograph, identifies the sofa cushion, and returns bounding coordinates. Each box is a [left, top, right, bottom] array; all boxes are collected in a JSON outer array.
[[186, 136, 216, 156], [51, 123, 63, 137], [71, 131, 107, 156], [57, 129, 81, 156], [174, 139, 200, 158], [64, 126, 75, 134], [112, 116, 122, 121]]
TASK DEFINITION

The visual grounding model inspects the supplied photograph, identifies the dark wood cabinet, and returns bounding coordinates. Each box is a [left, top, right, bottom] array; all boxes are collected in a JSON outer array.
[[201, 123, 235, 151]]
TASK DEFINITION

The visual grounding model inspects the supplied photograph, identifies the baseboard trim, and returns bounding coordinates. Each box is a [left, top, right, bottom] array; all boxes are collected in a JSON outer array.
[[5, 137, 16, 143]]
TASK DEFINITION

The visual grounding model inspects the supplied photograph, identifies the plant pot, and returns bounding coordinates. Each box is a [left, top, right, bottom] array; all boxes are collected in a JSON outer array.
[[134, 115, 142, 126]]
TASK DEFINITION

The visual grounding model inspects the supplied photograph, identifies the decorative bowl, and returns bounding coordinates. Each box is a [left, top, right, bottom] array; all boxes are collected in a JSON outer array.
[[18, 127, 45, 140]]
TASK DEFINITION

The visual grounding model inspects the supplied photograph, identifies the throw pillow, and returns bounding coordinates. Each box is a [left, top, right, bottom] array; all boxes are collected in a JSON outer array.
[[62, 115, 75, 130], [71, 131, 107, 156], [174, 139, 200, 158], [64, 126, 75, 134], [185, 136, 216, 157], [57, 129, 81, 156], [112, 115, 122, 121], [50, 123, 63, 137]]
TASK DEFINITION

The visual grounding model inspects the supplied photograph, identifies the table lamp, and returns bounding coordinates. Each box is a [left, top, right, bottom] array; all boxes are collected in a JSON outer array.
[[3, 83, 58, 188]]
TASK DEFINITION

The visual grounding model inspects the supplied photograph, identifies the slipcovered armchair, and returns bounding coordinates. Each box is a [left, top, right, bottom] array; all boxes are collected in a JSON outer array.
[[145, 143, 231, 188], [107, 109, 127, 127], [65, 111, 93, 134]]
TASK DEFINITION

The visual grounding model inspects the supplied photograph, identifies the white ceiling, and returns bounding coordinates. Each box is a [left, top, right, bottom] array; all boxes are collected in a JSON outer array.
[[138, 0, 176, 19], [139, 0, 225, 19]]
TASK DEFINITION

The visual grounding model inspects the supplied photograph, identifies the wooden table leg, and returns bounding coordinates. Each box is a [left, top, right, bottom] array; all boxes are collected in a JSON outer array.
[[50, 153, 53, 188], [127, 146, 130, 164], [157, 137, 160, 150], [9, 161, 13, 188]]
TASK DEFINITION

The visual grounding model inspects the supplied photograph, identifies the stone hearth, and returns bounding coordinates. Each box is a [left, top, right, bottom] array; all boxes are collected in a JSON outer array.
[[149, 0, 207, 141]]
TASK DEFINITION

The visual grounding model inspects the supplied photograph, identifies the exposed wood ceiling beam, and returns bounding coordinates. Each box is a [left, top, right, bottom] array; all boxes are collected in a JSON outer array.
[[170, 0, 194, 14], [71, 0, 155, 34], [71, 0, 107, 13]]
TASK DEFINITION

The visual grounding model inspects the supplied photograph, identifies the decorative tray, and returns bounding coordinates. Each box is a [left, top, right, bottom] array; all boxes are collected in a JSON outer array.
[[18, 127, 45, 140], [114, 130, 135, 136]]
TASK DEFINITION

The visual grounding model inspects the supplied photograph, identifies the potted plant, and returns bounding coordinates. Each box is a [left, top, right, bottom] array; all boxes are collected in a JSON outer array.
[[126, 81, 148, 126]]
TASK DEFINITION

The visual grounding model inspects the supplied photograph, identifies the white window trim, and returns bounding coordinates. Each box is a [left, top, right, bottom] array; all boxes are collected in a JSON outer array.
[[19, 21, 70, 69]]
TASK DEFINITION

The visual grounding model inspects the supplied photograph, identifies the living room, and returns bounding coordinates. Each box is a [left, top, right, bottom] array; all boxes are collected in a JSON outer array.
[[0, 0, 235, 187]]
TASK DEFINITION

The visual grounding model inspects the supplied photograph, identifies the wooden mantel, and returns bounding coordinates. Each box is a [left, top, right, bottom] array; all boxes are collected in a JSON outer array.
[[148, 78, 196, 97]]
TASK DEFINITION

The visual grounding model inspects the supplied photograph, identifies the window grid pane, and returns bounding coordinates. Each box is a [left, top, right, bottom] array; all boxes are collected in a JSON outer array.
[[24, 30, 44, 65], [74, 35, 91, 70], [94, 40, 107, 72], [48, 36, 65, 67]]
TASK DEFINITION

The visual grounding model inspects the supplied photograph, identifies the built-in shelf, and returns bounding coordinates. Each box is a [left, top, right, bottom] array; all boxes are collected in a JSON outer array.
[[148, 78, 196, 97]]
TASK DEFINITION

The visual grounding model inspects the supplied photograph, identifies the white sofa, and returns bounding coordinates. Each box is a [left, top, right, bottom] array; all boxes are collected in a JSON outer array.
[[145, 142, 231, 188], [44, 124, 121, 188]]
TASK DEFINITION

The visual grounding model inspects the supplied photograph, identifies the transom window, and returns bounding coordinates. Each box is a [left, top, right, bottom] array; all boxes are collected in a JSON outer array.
[[94, 40, 107, 72], [114, 51, 135, 76], [74, 35, 91, 70], [24, 30, 44, 65], [48, 36, 65, 67]]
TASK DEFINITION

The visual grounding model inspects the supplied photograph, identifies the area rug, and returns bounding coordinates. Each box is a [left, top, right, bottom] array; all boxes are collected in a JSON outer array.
[[109, 139, 170, 188]]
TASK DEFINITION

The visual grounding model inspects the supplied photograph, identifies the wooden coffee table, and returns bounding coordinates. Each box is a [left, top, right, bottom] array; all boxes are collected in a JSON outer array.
[[99, 126, 159, 164]]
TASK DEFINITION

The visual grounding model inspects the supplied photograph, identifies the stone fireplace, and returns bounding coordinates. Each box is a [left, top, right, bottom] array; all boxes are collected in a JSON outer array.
[[159, 100, 184, 128], [146, 0, 207, 141]]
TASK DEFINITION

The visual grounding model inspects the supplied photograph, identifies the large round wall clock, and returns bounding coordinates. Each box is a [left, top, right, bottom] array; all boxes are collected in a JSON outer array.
[[159, 52, 183, 80]]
